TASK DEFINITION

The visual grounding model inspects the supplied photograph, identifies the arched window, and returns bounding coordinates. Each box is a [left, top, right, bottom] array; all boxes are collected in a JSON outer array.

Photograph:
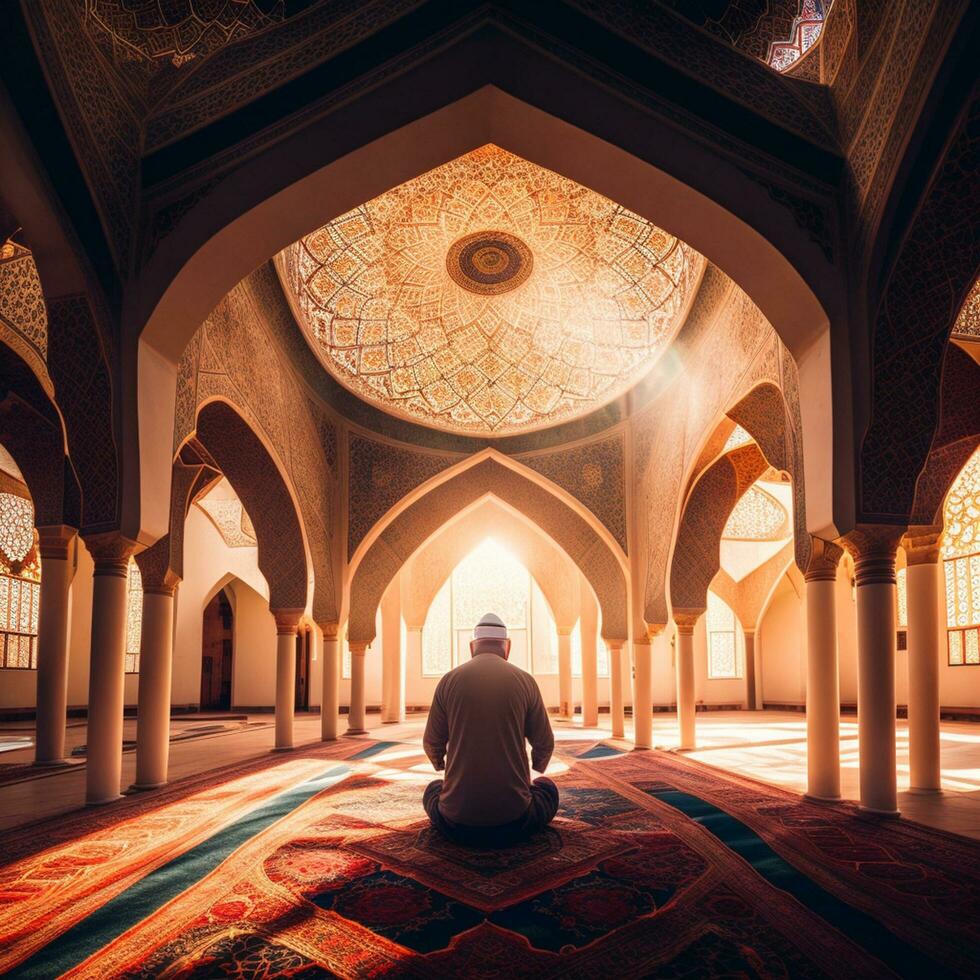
[[0, 491, 40, 669], [124, 559, 143, 674], [421, 539, 535, 676], [943, 448, 980, 665], [571, 621, 610, 678], [706, 590, 741, 679]]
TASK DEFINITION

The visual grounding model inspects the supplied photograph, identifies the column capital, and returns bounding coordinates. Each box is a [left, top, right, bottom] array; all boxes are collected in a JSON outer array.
[[349, 641, 368, 656], [902, 524, 944, 566], [142, 581, 178, 597], [804, 535, 844, 582], [83, 532, 139, 577], [645, 622, 666, 640], [604, 637, 625, 651], [556, 627, 573, 637], [672, 608, 703, 634], [843, 524, 904, 586], [36, 524, 77, 560], [273, 609, 303, 635], [319, 622, 340, 640]]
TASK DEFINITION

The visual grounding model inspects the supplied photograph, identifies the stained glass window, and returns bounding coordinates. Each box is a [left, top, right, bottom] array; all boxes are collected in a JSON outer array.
[[896, 568, 908, 629], [0, 490, 41, 670], [706, 591, 740, 679], [942, 447, 980, 665], [420, 539, 533, 677], [125, 560, 143, 674]]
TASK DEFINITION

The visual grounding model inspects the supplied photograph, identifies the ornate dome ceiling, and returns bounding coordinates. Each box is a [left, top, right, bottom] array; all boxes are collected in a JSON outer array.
[[277, 145, 703, 435]]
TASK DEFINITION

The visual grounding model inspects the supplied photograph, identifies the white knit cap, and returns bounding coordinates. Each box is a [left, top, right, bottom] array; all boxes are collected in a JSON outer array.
[[473, 612, 508, 640]]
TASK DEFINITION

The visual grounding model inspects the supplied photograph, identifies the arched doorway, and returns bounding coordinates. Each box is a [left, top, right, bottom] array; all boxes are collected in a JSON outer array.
[[201, 590, 233, 711]]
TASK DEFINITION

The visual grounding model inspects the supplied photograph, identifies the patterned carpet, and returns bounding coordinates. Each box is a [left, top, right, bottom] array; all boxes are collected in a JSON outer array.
[[1, 736, 978, 978]]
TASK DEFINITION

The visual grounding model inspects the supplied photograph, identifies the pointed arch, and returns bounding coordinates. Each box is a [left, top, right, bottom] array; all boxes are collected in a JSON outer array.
[[348, 458, 627, 645], [189, 400, 308, 613]]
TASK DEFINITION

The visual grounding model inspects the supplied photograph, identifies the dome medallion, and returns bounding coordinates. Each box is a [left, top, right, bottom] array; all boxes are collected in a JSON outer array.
[[447, 231, 534, 295], [277, 145, 703, 436]]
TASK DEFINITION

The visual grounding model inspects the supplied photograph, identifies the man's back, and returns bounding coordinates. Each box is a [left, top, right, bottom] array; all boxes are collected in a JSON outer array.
[[423, 654, 554, 826]]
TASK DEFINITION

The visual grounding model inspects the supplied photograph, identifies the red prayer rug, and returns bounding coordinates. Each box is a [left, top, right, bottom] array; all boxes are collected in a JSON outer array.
[[0, 737, 977, 977]]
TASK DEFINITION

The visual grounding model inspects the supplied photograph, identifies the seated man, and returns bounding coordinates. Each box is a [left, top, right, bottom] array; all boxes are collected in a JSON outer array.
[[423, 612, 558, 847]]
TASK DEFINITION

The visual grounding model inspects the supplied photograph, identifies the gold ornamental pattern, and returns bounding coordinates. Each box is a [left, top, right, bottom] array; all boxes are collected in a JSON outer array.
[[278, 145, 702, 434]]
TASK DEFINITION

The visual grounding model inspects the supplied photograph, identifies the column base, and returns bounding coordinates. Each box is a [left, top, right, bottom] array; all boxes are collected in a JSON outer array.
[[344, 728, 368, 736], [321, 735, 339, 742], [86, 794, 124, 807], [129, 781, 167, 791], [32, 758, 71, 769], [631, 745, 651, 752], [272, 745, 295, 753], [803, 792, 842, 804], [858, 804, 900, 818], [907, 786, 943, 795]]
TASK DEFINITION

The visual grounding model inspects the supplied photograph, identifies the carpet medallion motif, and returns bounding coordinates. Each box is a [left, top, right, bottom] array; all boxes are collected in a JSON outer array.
[[1, 737, 978, 977]]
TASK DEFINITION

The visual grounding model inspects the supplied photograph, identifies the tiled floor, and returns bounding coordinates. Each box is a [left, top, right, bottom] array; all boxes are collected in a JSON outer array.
[[2, 710, 979, 839]]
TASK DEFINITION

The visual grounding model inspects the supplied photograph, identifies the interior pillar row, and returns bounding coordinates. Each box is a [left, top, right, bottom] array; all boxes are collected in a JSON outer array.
[[133, 578, 178, 789], [672, 610, 700, 751], [846, 527, 904, 817], [557, 629, 573, 720], [33, 525, 77, 767], [904, 528, 944, 793], [83, 535, 136, 805], [804, 537, 843, 802], [579, 578, 599, 727], [320, 623, 340, 741], [273, 610, 302, 751], [347, 642, 368, 735], [607, 639, 625, 738], [380, 582, 405, 724]]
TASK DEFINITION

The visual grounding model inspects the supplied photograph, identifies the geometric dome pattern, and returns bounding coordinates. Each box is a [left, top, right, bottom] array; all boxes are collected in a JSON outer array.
[[278, 145, 703, 435], [723, 484, 789, 541]]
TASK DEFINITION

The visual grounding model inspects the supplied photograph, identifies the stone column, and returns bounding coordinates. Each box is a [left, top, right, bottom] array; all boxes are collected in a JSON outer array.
[[580, 581, 599, 727], [406, 626, 423, 700], [380, 583, 405, 724], [607, 640, 625, 738], [846, 527, 903, 816], [904, 527, 943, 793], [346, 642, 368, 735], [84, 536, 136, 805], [320, 623, 340, 741], [673, 610, 700, 751], [558, 629, 573, 720], [632, 625, 659, 749], [33, 526, 76, 766], [804, 537, 843, 801], [273, 610, 301, 751], [743, 630, 757, 710], [133, 579, 178, 789]]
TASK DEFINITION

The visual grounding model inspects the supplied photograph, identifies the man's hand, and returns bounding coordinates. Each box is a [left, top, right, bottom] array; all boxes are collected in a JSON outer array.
[[433, 757, 445, 772]]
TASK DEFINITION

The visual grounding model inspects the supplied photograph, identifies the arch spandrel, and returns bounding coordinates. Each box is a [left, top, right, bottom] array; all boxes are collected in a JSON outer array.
[[192, 400, 308, 613], [670, 443, 768, 613], [348, 458, 628, 645]]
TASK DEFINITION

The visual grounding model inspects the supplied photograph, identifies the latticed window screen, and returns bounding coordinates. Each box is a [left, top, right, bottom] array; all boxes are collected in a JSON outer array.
[[125, 560, 143, 673], [896, 568, 908, 628], [706, 591, 740, 679], [0, 491, 41, 670], [942, 448, 980, 665], [421, 540, 532, 677]]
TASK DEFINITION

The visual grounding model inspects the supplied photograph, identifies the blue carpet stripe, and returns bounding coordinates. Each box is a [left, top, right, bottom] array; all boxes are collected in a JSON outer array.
[[579, 743, 623, 759], [350, 740, 401, 759], [649, 787, 937, 978], [10, 764, 351, 979]]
